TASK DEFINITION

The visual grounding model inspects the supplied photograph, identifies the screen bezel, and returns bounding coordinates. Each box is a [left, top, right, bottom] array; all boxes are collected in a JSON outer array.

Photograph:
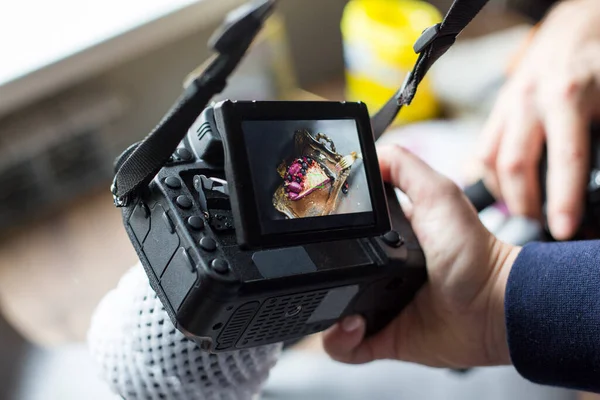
[[214, 100, 390, 249]]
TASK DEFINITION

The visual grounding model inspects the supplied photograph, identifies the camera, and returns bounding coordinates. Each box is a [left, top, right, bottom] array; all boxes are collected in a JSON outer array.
[[116, 100, 426, 351], [111, 0, 483, 352]]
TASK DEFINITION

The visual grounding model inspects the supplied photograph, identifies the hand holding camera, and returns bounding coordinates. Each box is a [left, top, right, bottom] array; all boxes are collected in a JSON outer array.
[[324, 145, 519, 369]]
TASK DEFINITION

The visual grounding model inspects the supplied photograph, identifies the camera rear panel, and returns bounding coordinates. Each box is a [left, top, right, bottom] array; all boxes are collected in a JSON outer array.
[[120, 114, 427, 352]]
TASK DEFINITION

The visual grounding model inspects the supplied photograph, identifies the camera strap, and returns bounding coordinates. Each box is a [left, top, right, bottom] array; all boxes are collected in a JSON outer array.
[[111, 0, 489, 207], [111, 1, 275, 207], [370, 0, 490, 140]]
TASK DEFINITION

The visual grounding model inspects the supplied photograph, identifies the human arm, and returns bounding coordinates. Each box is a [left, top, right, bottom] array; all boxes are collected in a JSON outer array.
[[506, 240, 600, 392]]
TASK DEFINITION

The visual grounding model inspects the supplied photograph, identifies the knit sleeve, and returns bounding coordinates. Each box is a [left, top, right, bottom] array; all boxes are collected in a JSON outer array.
[[88, 264, 282, 400], [505, 240, 600, 393]]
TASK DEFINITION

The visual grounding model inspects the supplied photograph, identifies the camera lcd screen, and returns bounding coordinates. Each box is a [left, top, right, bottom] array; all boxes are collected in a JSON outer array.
[[241, 119, 374, 235], [215, 100, 389, 248]]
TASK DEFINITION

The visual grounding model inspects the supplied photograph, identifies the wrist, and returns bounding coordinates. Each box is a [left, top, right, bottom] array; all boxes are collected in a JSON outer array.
[[485, 241, 521, 366]]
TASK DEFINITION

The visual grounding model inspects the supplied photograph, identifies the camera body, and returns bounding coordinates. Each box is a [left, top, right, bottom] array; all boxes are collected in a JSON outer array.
[[119, 100, 427, 352]]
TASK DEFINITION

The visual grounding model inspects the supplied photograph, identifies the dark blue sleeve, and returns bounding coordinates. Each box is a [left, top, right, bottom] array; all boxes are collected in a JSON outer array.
[[505, 240, 600, 393]]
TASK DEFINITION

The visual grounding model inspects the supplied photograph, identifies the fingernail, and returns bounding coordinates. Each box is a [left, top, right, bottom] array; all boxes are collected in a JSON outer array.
[[341, 316, 362, 333], [551, 213, 576, 239]]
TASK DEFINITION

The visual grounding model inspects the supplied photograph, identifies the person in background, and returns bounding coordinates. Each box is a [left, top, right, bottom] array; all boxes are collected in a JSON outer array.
[[324, 0, 600, 394]]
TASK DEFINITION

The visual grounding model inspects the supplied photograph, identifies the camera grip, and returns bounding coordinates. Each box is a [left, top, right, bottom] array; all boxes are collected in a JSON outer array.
[[356, 182, 427, 337], [463, 130, 600, 240]]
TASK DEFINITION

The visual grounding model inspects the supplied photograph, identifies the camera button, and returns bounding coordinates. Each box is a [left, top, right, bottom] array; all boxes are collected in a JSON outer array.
[[211, 258, 229, 274], [165, 177, 182, 189], [187, 216, 205, 230], [284, 305, 302, 318], [382, 230, 403, 247], [176, 195, 193, 209], [175, 148, 193, 161], [199, 237, 217, 252]]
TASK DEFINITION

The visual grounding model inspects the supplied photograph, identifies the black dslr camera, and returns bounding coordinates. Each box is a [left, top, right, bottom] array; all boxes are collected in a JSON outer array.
[[111, 0, 480, 351], [118, 100, 425, 352]]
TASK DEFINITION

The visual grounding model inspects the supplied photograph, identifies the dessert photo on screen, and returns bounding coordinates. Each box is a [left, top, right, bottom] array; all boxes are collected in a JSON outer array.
[[242, 119, 373, 223]]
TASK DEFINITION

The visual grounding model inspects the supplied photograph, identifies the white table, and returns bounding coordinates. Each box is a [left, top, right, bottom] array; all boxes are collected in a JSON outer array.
[[0, 0, 242, 117]]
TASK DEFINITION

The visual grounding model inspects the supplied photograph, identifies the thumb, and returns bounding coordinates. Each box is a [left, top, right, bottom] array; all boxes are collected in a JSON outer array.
[[377, 145, 463, 208]]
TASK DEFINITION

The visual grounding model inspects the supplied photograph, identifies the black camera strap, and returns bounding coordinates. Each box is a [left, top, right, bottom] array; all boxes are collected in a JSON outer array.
[[371, 0, 490, 139], [111, 0, 489, 207], [111, 1, 275, 207]]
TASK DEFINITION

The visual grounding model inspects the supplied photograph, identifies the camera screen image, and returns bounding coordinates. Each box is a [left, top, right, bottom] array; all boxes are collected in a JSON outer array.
[[241, 119, 374, 234]]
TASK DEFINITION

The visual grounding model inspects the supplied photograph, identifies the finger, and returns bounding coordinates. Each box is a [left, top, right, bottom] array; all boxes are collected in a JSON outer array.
[[479, 86, 512, 165], [543, 102, 590, 240], [377, 145, 462, 206], [479, 86, 512, 198], [495, 96, 544, 219], [397, 190, 414, 220], [322, 316, 374, 364]]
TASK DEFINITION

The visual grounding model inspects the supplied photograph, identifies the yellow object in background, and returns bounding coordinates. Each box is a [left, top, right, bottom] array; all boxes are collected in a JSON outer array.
[[341, 0, 442, 125]]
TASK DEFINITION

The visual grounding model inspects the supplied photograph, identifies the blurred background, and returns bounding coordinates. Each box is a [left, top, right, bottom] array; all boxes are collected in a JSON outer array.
[[0, 0, 594, 399]]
